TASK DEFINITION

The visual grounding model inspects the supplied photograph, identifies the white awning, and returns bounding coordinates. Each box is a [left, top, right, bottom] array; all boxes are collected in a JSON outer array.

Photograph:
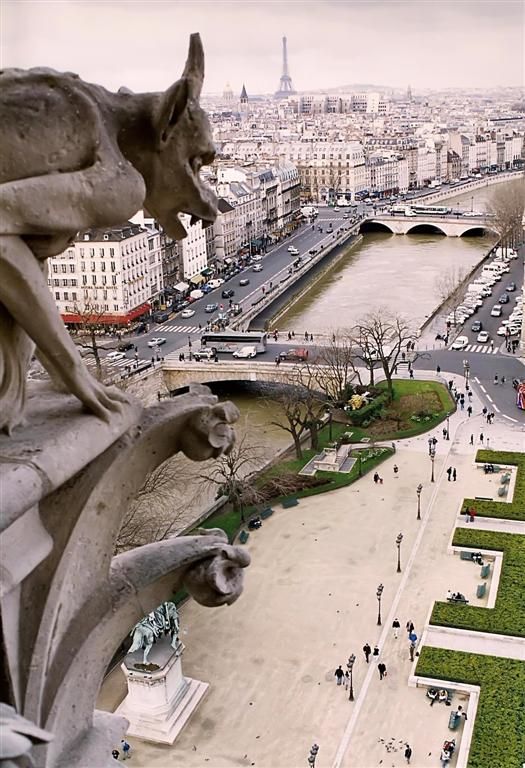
[[174, 282, 189, 292]]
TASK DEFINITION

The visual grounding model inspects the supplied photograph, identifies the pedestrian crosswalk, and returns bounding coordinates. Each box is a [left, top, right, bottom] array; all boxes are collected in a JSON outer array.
[[450, 344, 498, 354], [84, 356, 152, 371], [154, 323, 203, 333]]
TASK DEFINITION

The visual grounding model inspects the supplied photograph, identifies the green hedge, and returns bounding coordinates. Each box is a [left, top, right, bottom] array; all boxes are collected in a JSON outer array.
[[463, 450, 525, 521], [416, 647, 525, 768], [348, 393, 389, 426], [430, 529, 525, 637]]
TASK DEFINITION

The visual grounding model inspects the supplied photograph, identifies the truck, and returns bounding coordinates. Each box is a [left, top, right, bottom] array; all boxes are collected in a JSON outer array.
[[428, 180, 442, 188], [300, 206, 318, 219]]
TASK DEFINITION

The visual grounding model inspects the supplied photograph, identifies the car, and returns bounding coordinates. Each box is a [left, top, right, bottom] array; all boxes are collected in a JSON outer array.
[[506, 282, 516, 292], [239, 278, 250, 286], [232, 345, 257, 359], [278, 347, 309, 362], [343, 213, 350, 219], [289, 247, 299, 256], [153, 311, 170, 323], [106, 351, 126, 361], [251, 254, 262, 262], [147, 337, 166, 348], [451, 335, 469, 350], [205, 303, 218, 313], [180, 308, 195, 318], [117, 341, 134, 352], [228, 303, 243, 316], [207, 278, 224, 289], [333, 207, 340, 212], [192, 347, 216, 362], [456, 306, 474, 316], [499, 294, 510, 304], [221, 288, 235, 299], [471, 321, 482, 333], [477, 331, 489, 343], [287, 245, 295, 252], [253, 264, 263, 272], [490, 305, 502, 317]]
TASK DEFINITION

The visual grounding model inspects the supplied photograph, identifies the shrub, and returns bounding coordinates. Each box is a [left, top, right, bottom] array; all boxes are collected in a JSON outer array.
[[348, 393, 389, 426], [463, 450, 525, 521]]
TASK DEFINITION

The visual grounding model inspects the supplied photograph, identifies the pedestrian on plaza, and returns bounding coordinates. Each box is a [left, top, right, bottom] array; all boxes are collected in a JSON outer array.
[[452, 468, 457, 482], [134, 346, 138, 353], [393, 464, 399, 477], [304, 331, 309, 341], [490, 339, 494, 349], [335, 665, 345, 686], [121, 740, 131, 760], [378, 662, 387, 680], [409, 368, 414, 379], [409, 641, 417, 661], [310, 334, 314, 342], [442, 427, 447, 439], [363, 643, 371, 663], [392, 618, 401, 639], [406, 620, 414, 636], [501, 376, 506, 385], [275, 356, 281, 366], [134, 352, 138, 361], [460, 400, 464, 410], [373, 472, 380, 484], [486, 412, 490, 424], [112, 749, 120, 761], [470, 508, 477, 523], [494, 374, 498, 385], [447, 466, 452, 481], [482, 406, 487, 417], [288, 331, 292, 341], [468, 390, 473, 401], [470, 434, 474, 445], [436, 365, 441, 374], [404, 744, 413, 764], [457, 705, 468, 721], [292, 331, 295, 338], [480, 432, 484, 444], [373, 644, 380, 657], [467, 406, 472, 417], [448, 380, 453, 391]]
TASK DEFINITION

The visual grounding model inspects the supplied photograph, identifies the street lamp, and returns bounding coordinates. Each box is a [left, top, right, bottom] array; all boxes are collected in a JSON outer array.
[[430, 445, 436, 483], [446, 412, 451, 441], [396, 532, 404, 573], [308, 744, 319, 767], [376, 583, 384, 626], [428, 437, 433, 456], [471, 195, 474, 213], [416, 483, 423, 520], [346, 654, 356, 701]]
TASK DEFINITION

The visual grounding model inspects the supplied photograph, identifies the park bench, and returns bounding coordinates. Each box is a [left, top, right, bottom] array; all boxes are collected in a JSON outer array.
[[497, 487, 508, 497], [448, 711, 461, 730], [282, 497, 299, 508], [480, 563, 491, 579], [460, 551, 474, 561], [239, 530, 249, 545], [260, 507, 274, 520], [500, 473, 510, 484], [476, 583, 487, 599]]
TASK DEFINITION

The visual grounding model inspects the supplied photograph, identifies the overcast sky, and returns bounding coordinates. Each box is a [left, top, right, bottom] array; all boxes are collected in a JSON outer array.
[[2, 0, 524, 94]]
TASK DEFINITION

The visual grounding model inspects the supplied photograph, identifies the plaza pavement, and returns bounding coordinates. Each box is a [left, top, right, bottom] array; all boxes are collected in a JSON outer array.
[[98, 372, 524, 768]]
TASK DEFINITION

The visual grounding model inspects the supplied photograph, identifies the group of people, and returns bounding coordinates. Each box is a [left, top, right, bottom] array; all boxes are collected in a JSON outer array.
[[446, 466, 458, 482], [463, 506, 477, 523], [447, 590, 468, 603], [111, 740, 131, 761], [440, 738, 456, 766], [372, 472, 384, 484], [482, 407, 496, 424]]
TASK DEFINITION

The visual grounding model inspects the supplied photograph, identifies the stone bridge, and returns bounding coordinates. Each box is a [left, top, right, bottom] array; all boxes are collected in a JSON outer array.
[[365, 214, 498, 237]]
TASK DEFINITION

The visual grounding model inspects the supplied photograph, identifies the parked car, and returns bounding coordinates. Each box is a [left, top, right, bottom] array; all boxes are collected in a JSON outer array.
[[232, 345, 257, 359], [506, 282, 516, 292], [471, 320, 483, 333], [153, 311, 170, 323], [251, 254, 262, 262], [477, 331, 489, 343], [451, 335, 469, 350], [498, 294, 510, 304], [239, 278, 250, 286], [278, 347, 309, 362], [207, 278, 224, 289], [106, 351, 126, 361], [221, 288, 235, 299], [205, 303, 218, 313], [147, 337, 166, 348], [117, 341, 134, 352], [192, 347, 216, 362], [181, 308, 196, 318], [253, 264, 263, 272], [490, 305, 503, 317]]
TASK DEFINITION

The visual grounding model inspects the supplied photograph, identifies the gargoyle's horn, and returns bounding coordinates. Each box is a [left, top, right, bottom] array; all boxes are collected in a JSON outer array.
[[183, 33, 204, 99]]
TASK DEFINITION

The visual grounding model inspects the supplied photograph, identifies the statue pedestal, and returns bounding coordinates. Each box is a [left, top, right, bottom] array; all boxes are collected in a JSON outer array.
[[117, 638, 208, 744]]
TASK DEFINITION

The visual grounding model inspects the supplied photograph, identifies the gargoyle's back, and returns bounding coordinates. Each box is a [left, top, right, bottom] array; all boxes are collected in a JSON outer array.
[[0, 68, 110, 183]]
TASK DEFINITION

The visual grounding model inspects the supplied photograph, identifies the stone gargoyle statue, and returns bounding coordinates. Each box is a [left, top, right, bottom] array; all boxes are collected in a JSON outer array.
[[0, 33, 217, 434]]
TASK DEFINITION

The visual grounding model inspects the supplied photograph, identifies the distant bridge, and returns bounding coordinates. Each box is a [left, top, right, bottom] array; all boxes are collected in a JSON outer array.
[[364, 213, 498, 237]]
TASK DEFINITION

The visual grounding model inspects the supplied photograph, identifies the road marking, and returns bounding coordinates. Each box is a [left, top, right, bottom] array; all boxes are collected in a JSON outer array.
[[480, 384, 486, 393], [486, 395, 493, 403], [474, 376, 480, 383], [492, 404, 500, 413], [502, 414, 518, 423]]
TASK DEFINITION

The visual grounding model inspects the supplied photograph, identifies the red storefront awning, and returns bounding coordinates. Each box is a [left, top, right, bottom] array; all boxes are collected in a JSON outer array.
[[62, 302, 150, 326]]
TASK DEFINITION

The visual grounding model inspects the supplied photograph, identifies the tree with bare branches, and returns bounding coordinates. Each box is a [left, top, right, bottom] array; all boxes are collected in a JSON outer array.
[[434, 266, 468, 326], [487, 177, 525, 251], [70, 301, 116, 380], [269, 368, 328, 457], [308, 331, 360, 403]]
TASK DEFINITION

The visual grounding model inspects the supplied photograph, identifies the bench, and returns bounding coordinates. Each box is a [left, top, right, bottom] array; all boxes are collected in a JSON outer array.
[[260, 507, 274, 520], [282, 497, 299, 508], [238, 530, 250, 544], [460, 551, 474, 560], [476, 583, 487, 599], [448, 711, 461, 730], [480, 563, 491, 579], [500, 474, 510, 485], [447, 596, 469, 604], [497, 487, 508, 497]]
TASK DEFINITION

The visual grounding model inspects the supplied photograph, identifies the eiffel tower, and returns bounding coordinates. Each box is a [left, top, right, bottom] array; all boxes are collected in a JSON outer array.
[[274, 36, 296, 98]]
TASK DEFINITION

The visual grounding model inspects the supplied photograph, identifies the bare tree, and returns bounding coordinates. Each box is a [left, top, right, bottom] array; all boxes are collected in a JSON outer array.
[[351, 310, 416, 403], [269, 386, 309, 459], [269, 369, 328, 457], [70, 301, 116, 380], [487, 177, 525, 251], [434, 266, 468, 326], [309, 331, 360, 402]]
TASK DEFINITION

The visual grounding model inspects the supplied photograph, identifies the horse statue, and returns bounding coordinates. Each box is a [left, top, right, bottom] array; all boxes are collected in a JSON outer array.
[[128, 601, 180, 666]]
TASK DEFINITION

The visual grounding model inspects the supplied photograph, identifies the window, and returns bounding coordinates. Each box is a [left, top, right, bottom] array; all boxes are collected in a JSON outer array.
[[72, 292, 77, 301], [91, 262, 96, 272], [110, 262, 116, 272], [102, 275, 107, 286], [99, 248, 105, 257], [69, 264, 75, 273], [103, 290, 108, 300], [55, 292, 60, 300], [114, 304, 119, 311], [63, 292, 69, 301], [53, 278, 60, 286], [104, 304, 109, 311], [109, 248, 115, 257], [81, 261, 86, 272], [61, 264, 67, 273], [82, 275, 87, 286], [89, 248, 95, 257], [112, 276, 117, 286], [71, 279, 77, 287], [101, 262, 106, 272], [79, 248, 85, 257], [92, 275, 96, 286], [52, 264, 58, 273]]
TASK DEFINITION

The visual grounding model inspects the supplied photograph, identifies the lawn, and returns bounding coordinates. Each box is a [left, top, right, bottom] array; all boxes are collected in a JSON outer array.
[[416, 647, 525, 768], [462, 449, 525, 521]]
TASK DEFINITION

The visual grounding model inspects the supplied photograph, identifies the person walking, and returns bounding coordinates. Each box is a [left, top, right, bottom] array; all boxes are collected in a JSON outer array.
[[470, 507, 477, 523], [112, 750, 120, 761], [393, 464, 399, 477], [409, 641, 417, 661], [334, 665, 345, 686], [409, 368, 414, 379], [452, 468, 457, 482], [482, 406, 488, 417], [121, 740, 131, 760], [493, 374, 498, 385], [392, 618, 401, 639], [406, 620, 414, 636], [467, 405, 472, 417], [446, 466, 452, 481], [378, 662, 387, 680], [373, 644, 380, 658], [373, 472, 380, 484], [436, 365, 441, 374], [404, 744, 413, 764], [363, 643, 371, 663], [480, 432, 484, 444], [470, 434, 474, 445]]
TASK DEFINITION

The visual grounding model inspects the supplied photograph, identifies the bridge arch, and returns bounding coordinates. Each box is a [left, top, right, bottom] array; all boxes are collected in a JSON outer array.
[[359, 220, 395, 234], [458, 225, 499, 237], [405, 223, 447, 236]]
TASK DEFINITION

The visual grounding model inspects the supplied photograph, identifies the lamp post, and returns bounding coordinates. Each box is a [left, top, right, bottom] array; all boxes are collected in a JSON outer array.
[[463, 359, 470, 386], [427, 437, 433, 456], [376, 583, 384, 626], [396, 532, 404, 573], [346, 654, 356, 701], [308, 744, 319, 767], [446, 412, 450, 441], [430, 445, 436, 483], [416, 483, 423, 520], [471, 195, 474, 213]]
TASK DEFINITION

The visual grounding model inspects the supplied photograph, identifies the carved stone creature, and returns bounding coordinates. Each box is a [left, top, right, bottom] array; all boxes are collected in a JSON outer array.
[[0, 33, 217, 434]]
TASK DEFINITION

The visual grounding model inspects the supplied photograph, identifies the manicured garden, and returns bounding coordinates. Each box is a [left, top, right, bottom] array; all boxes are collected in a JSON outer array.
[[415, 647, 525, 768], [463, 449, 525, 521]]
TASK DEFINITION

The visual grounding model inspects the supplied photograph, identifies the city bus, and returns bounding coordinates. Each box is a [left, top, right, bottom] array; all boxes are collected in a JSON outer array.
[[410, 204, 452, 216], [200, 330, 268, 354]]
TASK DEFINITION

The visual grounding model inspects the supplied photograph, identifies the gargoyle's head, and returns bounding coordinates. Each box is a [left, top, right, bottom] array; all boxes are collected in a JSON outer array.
[[146, 33, 217, 240]]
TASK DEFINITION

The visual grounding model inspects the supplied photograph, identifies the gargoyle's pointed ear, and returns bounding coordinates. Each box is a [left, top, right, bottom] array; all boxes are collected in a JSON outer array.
[[156, 79, 189, 148], [182, 32, 204, 100]]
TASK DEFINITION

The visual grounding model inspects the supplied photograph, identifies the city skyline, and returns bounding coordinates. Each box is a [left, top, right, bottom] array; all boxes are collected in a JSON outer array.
[[1, 0, 524, 95]]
